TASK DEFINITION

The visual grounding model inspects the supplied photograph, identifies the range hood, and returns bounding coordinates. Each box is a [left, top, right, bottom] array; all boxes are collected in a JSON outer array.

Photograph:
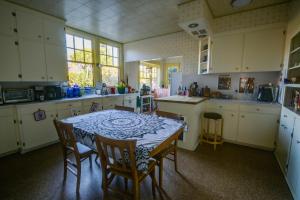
[[178, 0, 213, 39]]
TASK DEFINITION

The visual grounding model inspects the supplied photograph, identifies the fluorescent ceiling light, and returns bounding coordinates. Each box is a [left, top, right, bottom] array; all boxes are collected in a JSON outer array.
[[231, 0, 252, 8]]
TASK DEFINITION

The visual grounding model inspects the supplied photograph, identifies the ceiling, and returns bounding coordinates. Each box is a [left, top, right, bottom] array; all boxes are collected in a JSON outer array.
[[7, 0, 290, 43], [8, 0, 182, 43], [205, 0, 290, 17]]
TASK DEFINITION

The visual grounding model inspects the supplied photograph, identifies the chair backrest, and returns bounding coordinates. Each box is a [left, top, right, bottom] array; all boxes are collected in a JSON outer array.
[[114, 105, 134, 112], [53, 119, 79, 153], [156, 110, 182, 120], [95, 134, 137, 175]]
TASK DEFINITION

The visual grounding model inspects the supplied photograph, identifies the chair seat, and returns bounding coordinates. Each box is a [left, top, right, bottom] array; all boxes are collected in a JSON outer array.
[[76, 142, 94, 155], [203, 112, 222, 120]]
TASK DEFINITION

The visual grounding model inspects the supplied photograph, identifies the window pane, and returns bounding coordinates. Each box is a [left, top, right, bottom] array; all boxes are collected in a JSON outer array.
[[74, 36, 83, 50], [113, 57, 119, 67], [100, 43, 106, 54], [75, 50, 84, 62], [102, 66, 119, 86], [107, 56, 113, 66], [67, 48, 75, 61], [113, 47, 119, 57], [68, 62, 93, 87], [66, 34, 74, 48], [100, 55, 107, 65], [107, 45, 113, 56], [85, 52, 92, 63], [84, 39, 92, 51]]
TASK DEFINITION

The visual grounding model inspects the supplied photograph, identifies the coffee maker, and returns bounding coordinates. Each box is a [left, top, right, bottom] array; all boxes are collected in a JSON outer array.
[[33, 86, 45, 101]]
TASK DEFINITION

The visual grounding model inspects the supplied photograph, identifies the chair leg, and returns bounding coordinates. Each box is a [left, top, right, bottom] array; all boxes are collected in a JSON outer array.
[[63, 152, 67, 181], [76, 164, 81, 194], [150, 169, 156, 198], [133, 179, 140, 200], [124, 177, 128, 192], [102, 170, 108, 197], [89, 155, 92, 167], [159, 158, 163, 188]]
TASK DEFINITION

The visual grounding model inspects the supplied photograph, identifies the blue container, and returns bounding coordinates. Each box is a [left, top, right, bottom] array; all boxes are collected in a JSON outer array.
[[73, 84, 80, 97], [67, 87, 73, 98]]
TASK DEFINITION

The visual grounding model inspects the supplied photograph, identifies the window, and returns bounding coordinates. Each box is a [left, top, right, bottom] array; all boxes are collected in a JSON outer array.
[[139, 63, 159, 89], [99, 43, 119, 86], [66, 34, 93, 87]]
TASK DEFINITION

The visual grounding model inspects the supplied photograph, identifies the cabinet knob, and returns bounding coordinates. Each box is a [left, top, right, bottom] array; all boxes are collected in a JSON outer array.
[[18, 74, 22, 78], [256, 108, 260, 111], [14, 41, 19, 46], [49, 76, 53, 80], [235, 67, 239, 70], [241, 115, 245, 118], [246, 67, 249, 70], [13, 28, 18, 33], [38, 35, 42, 38], [41, 76, 45, 79], [231, 114, 234, 117]]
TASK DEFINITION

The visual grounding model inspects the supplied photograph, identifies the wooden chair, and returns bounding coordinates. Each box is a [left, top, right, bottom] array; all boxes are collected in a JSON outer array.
[[95, 134, 159, 200], [115, 105, 135, 112], [155, 110, 183, 187], [53, 120, 96, 193]]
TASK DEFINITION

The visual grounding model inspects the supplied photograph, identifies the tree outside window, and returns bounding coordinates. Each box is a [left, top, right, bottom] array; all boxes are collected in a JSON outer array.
[[100, 43, 119, 86]]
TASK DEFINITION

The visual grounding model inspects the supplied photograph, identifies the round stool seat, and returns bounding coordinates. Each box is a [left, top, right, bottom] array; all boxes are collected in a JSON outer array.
[[203, 112, 222, 120]]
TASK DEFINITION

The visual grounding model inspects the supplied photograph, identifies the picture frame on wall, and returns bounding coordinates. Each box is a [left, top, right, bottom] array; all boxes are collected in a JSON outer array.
[[33, 109, 46, 121]]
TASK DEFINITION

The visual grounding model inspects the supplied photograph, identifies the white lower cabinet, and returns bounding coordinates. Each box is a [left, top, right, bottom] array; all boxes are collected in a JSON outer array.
[[56, 101, 83, 118], [0, 107, 19, 156], [237, 112, 278, 149], [275, 108, 295, 174], [222, 111, 239, 141], [17, 104, 58, 152], [287, 117, 300, 199], [102, 96, 124, 110]]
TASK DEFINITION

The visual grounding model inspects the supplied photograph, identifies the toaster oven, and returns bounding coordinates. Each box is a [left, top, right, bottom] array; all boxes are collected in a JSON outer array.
[[3, 88, 34, 104]]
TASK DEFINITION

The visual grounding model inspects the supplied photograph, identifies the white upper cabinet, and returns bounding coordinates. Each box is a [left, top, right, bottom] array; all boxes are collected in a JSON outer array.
[[211, 33, 244, 73], [0, 3, 16, 36], [243, 27, 285, 72], [43, 19, 65, 46], [45, 43, 67, 81], [16, 10, 43, 42], [0, 35, 21, 81]]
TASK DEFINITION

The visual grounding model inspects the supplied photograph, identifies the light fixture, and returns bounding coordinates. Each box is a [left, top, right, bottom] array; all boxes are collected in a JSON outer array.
[[231, 0, 252, 8], [188, 23, 199, 28]]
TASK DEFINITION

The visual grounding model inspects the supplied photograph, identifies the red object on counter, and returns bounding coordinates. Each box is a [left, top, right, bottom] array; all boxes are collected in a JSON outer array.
[[110, 87, 116, 94]]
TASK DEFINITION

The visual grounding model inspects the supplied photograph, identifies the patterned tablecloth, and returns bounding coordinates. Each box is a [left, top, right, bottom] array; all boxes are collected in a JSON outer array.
[[61, 110, 184, 172]]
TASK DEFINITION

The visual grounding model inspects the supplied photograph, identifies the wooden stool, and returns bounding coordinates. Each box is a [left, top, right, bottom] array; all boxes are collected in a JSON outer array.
[[201, 112, 224, 151]]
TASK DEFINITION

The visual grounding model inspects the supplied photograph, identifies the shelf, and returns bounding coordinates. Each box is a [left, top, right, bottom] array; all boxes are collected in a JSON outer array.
[[291, 47, 300, 54], [289, 65, 300, 70], [200, 62, 207, 64]]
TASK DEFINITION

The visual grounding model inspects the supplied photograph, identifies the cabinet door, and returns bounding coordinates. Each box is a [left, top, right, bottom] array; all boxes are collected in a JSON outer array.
[[211, 33, 244, 73], [0, 3, 16, 36], [103, 97, 124, 110], [45, 43, 67, 81], [287, 118, 300, 199], [20, 111, 57, 151], [18, 38, 47, 81], [237, 112, 278, 148], [243, 27, 285, 72], [43, 19, 65, 46], [0, 115, 18, 155], [222, 111, 239, 141], [0, 35, 21, 81], [16, 10, 43, 41], [276, 112, 294, 173]]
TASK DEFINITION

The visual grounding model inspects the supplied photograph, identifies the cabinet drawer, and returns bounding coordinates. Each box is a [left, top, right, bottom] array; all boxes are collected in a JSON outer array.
[[82, 98, 103, 107], [239, 104, 281, 115], [56, 101, 82, 110], [206, 101, 239, 111], [17, 103, 56, 114]]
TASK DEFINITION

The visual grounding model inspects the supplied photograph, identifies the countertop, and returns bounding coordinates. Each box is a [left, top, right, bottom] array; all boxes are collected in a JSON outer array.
[[154, 95, 207, 104]]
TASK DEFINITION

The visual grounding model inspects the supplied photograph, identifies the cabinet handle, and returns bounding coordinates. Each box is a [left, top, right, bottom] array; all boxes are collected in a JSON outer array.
[[18, 74, 22, 78], [49, 76, 53, 80], [246, 67, 249, 70], [16, 141, 20, 146], [13, 120, 17, 124], [41, 76, 45, 80], [241, 115, 245, 118], [13, 28, 18, 33], [14, 41, 19, 46], [11, 12, 16, 17], [231, 114, 234, 117]]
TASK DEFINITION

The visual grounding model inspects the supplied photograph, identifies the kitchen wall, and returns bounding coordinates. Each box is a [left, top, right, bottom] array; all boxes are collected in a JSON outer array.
[[123, 2, 289, 96]]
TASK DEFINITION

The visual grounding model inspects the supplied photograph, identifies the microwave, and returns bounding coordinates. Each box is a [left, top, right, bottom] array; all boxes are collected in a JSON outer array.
[[3, 88, 34, 104]]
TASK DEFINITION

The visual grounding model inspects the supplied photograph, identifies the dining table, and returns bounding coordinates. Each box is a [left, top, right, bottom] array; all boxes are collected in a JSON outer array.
[[61, 109, 185, 172]]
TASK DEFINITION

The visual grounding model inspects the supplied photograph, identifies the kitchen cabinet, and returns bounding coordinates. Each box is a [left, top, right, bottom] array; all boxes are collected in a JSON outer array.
[[210, 33, 244, 73], [0, 107, 19, 156], [275, 107, 295, 174], [237, 112, 278, 149], [124, 93, 138, 112], [18, 38, 47, 81], [45, 43, 67, 81], [56, 101, 83, 119], [287, 117, 300, 200], [43, 18, 65, 46], [82, 99, 103, 114], [243, 27, 285, 72], [0, 2, 16, 36], [17, 103, 58, 152], [0, 35, 22, 81], [102, 96, 124, 110]]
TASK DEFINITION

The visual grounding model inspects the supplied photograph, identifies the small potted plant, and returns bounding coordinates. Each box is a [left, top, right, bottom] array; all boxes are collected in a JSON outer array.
[[117, 81, 126, 94]]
